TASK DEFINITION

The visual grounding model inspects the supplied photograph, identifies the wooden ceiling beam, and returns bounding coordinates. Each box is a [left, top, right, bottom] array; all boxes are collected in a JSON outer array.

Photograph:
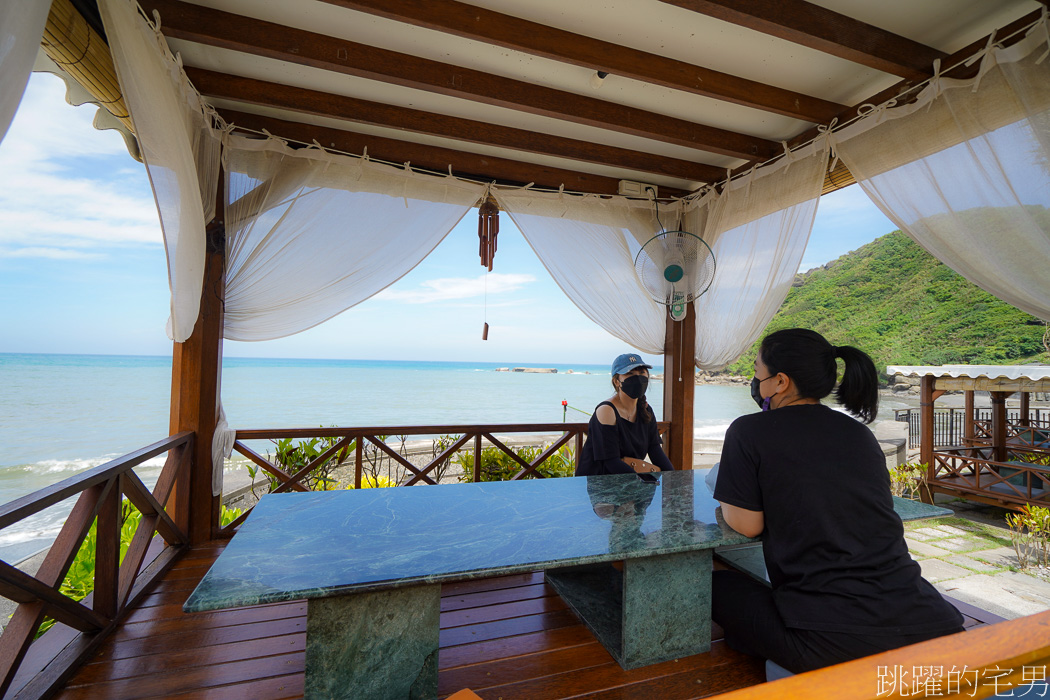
[[217, 109, 690, 198], [188, 68, 724, 183], [784, 8, 1045, 153], [142, 0, 778, 161], [320, 0, 845, 123], [657, 0, 945, 80]]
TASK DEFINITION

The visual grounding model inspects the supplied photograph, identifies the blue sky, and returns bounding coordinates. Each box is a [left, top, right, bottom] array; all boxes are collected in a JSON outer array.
[[0, 72, 898, 364]]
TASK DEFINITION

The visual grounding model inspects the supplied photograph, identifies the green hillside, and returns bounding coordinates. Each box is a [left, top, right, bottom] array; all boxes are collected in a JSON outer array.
[[725, 230, 1049, 378]]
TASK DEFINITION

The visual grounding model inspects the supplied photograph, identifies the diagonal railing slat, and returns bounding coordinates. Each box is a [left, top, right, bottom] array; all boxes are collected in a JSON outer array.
[[0, 563, 106, 633], [403, 433, 473, 486], [0, 432, 194, 700], [231, 441, 308, 492], [513, 431, 574, 481], [272, 434, 355, 494]]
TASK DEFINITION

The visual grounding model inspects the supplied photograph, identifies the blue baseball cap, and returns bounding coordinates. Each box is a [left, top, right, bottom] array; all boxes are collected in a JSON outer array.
[[611, 353, 652, 376]]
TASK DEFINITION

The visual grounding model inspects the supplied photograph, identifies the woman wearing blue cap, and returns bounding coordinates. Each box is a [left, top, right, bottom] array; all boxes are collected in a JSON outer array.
[[575, 353, 674, 476]]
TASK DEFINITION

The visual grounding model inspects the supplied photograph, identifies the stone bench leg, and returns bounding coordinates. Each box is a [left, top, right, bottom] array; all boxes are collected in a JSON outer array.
[[305, 583, 440, 700], [547, 549, 712, 670]]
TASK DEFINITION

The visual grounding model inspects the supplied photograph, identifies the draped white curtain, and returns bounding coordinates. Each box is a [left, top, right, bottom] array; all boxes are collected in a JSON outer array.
[[693, 140, 830, 368], [496, 141, 828, 368], [99, 0, 221, 342], [831, 17, 1050, 321], [492, 189, 670, 354], [0, 0, 51, 145], [222, 134, 486, 341]]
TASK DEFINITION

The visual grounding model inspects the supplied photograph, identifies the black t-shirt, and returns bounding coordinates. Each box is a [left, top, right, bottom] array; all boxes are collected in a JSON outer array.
[[714, 404, 963, 636], [576, 402, 672, 476]]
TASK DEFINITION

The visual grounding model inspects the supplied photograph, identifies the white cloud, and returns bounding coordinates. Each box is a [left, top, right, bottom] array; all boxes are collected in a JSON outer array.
[[3, 246, 104, 260], [375, 273, 536, 303], [0, 74, 161, 256]]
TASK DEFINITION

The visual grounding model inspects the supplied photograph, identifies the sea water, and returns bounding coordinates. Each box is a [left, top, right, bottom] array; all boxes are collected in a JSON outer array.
[[0, 352, 908, 561]]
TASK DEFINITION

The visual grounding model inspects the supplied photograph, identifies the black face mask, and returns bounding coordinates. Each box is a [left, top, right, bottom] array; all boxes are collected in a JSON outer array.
[[750, 376, 772, 411], [620, 375, 648, 399]]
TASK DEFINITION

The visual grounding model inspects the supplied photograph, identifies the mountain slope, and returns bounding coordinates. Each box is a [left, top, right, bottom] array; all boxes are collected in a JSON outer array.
[[725, 231, 1049, 377]]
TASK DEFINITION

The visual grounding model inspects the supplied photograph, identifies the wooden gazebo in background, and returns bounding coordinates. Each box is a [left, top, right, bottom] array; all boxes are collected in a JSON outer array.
[[3, 0, 1050, 697], [891, 365, 1050, 509]]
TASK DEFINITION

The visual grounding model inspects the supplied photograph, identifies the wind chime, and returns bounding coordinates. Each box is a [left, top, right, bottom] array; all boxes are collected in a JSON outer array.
[[478, 195, 499, 340]]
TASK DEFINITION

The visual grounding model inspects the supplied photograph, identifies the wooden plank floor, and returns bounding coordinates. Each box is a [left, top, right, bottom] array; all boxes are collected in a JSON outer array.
[[54, 542, 997, 699]]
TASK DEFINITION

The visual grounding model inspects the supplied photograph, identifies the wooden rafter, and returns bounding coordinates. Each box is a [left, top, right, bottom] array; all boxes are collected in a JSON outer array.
[[142, 0, 778, 161], [189, 68, 723, 184], [219, 109, 691, 198], [318, 0, 845, 122], [657, 0, 945, 80]]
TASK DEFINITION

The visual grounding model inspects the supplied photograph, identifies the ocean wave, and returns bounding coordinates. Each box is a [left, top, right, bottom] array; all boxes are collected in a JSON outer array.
[[693, 423, 731, 440], [17, 453, 170, 475]]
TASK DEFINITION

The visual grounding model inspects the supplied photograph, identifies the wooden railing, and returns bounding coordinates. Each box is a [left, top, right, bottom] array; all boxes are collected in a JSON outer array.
[[718, 608, 1050, 699], [929, 446, 1050, 506], [0, 433, 193, 700], [224, 422, 669, 535]]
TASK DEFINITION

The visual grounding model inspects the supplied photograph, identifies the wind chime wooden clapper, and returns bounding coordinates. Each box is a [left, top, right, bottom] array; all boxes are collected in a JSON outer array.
[[478, 194, 499, 340]]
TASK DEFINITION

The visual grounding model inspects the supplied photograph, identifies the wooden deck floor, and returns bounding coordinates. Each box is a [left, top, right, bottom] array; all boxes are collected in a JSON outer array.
[[53, 542, 998, 699]]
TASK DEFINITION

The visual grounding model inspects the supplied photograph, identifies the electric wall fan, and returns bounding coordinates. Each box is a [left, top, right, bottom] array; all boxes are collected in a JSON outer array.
[[634, 230, 716, 321]]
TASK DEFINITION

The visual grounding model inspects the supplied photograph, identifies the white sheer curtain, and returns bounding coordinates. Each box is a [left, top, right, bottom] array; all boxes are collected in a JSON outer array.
[[693, 140, 830, 368], [493, 188, 669, 354], [99, 0, 221, 341], [222, 134, 486, 341], [831, 17, 1050, 321], [0, 0, 51, 145]]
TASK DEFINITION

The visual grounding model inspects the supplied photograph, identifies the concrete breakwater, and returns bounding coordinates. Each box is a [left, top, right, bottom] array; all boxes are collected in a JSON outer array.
[[495, 367, 559, 373]]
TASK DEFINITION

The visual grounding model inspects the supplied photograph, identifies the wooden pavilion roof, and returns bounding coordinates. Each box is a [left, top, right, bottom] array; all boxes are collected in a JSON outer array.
[[55, 0, 1045, 198]]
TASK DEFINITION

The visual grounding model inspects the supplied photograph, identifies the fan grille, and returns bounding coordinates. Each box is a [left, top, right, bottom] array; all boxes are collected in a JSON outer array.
[[634, 231, 716, 304]]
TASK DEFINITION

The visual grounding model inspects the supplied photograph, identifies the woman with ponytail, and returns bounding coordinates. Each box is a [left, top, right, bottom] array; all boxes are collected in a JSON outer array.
[[575, 353, 674, 476], [713, 328, 962, 673]]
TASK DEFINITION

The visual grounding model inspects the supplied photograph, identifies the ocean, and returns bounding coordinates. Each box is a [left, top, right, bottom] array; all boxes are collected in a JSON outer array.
[[0, 352, 909, 562]]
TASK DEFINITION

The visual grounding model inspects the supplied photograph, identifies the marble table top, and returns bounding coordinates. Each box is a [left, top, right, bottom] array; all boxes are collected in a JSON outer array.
[[184, 470, 752, 612]]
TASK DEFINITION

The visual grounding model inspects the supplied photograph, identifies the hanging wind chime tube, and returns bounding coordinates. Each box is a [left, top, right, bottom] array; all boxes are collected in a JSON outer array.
[[478, 195, 499, 340]]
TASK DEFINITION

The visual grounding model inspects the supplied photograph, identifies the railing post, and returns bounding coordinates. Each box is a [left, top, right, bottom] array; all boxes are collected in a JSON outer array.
[[964, 390, 975, 446], [1020, 391, 1030, 428], [991, 391, 1008, 463], [662, 303, 695, 470], [920, 375, 935, 504], [473, 434, 482, 482], [93, 477, 121, 620]]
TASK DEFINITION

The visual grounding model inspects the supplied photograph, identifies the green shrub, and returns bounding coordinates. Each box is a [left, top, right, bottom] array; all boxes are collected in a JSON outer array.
[[889, 462, 926, 500], [248, 430, 355, 494], [455, 443, 576, 482], [1006, 504, 1050, 570]]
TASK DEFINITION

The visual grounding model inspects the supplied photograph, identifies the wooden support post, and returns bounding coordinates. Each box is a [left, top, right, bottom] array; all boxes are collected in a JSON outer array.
[[92, 477, 121, 620], [169, 216, 225, 545], [1020, 391, 1031, 428], [662, 305, 696, 470], [919, 375, 935, 504], [964, 390, 975, 446], [991, 391, 1008, 463]]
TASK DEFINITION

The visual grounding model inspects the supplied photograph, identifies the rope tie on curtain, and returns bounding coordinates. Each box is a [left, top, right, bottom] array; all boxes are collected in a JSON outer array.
[[817, 119, 840, 172]]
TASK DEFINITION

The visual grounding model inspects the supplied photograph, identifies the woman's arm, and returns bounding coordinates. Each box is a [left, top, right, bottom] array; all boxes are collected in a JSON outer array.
[[718, 502, 764, 538]]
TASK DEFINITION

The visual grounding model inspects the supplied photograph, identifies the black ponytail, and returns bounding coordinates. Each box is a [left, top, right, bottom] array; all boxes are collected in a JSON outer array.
[[759, 328, 879, 424], [833, 345, 879, 423]]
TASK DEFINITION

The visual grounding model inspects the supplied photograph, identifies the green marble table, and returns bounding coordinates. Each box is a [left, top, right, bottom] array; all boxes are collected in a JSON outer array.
[[183, 470, 751, 699]]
